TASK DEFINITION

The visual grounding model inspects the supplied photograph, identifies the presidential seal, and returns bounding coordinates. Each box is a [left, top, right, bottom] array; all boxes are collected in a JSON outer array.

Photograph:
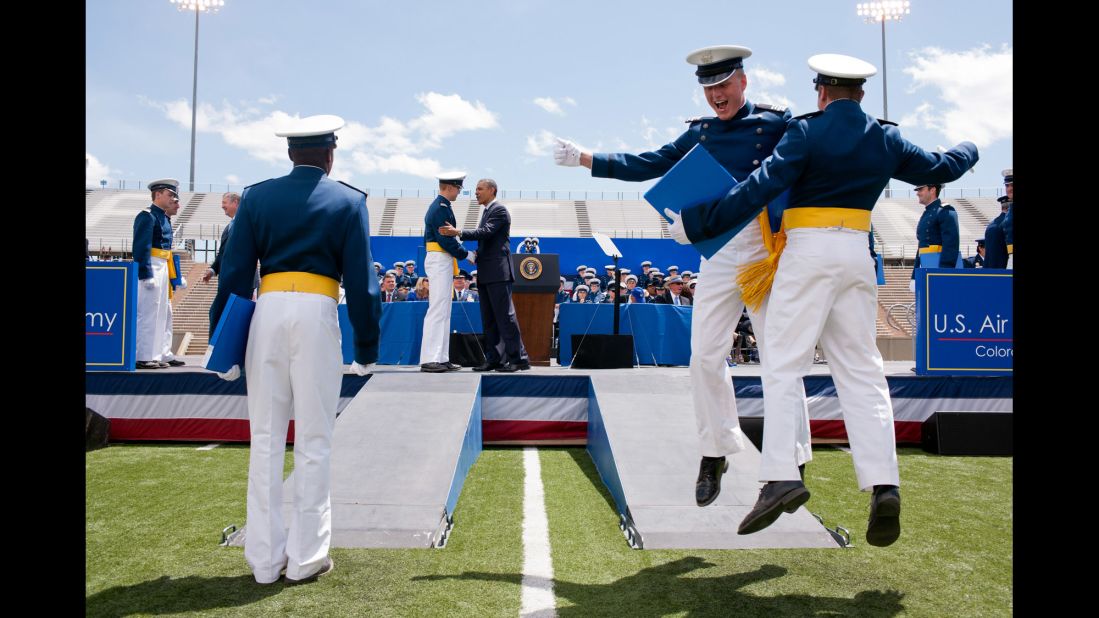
[[519, 256, 543, 280]]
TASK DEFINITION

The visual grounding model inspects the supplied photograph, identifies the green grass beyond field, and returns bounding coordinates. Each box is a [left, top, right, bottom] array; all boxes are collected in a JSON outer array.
[[87, 445, 1011, 616]]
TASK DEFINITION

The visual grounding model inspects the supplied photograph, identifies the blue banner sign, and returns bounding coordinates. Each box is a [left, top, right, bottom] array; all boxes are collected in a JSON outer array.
[[914, 268, 1012, 375], [86, 262, 138, 371]]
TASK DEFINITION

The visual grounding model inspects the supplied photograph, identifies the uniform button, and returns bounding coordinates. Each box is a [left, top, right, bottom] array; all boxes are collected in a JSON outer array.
[[756, 143, 762, 149], [700, 135, 707, 141], [753, 159, 760, 165], [756, 127, 763, 134], [702, 123, 709, 129]]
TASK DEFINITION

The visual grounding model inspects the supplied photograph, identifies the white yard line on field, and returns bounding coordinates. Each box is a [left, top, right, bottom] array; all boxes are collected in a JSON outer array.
[[520, 447, 556, 617]]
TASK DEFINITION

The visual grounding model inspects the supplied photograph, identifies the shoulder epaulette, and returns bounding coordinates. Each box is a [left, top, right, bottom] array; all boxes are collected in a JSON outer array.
[[753, 102, 788, 115], [338, 180, 369, 198], [878, 118, 898, 127], [940, 203, 955, 211], [684, 116, 705, 124], [793, 111, 823, 121], [243, 178, 272, 192]]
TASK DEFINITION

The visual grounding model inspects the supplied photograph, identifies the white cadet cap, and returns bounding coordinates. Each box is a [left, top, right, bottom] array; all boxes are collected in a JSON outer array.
[[275, 114, 345, 148], [147, 178, 180, 195], [686, 45, 753, 87], [809, 54, 877, 87], [437, 171, 467, 188], [1002, 169, 1013, 184], [575, 284, 590, 293]]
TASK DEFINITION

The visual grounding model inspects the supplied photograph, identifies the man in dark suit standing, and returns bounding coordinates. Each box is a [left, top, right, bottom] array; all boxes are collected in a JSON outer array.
[[439, 179, 530, 372], [203, 192, 240, 283]]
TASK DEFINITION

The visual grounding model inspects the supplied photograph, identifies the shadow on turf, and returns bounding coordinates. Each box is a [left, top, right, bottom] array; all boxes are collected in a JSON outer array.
[[413, 557, 905, 616], [85, 574, 285, 616], [565, 449, 618, 513]]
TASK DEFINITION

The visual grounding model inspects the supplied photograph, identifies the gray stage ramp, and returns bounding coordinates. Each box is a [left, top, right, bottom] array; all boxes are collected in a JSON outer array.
[[588, 373, 840, 550], [281, 371, 481, 548]]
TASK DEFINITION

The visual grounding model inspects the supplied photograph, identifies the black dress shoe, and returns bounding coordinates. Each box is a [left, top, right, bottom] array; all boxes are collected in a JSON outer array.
[[473, 362, 502, 372], [866, 485, 901, 547], [136, 361, 160, 369], [738, 480, 811, 535], [284, 557, 334, 585], [695, 456, 728, 506], [496, 361, 531, 372], [157, 362, 170, 368], [443, 362, 463, 371], [420, 362, 448, 373], [167, 359, 186, 366]]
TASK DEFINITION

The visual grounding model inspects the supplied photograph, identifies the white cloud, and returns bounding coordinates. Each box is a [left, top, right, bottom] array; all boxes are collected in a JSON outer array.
[[85, 153, 113, 186], [533, 96, 578, 116], [533, 97, 564, 115], [526, 129, 558, 156], [639, 116, 679, 151], [409, 92, 499, 149], [225, 174, 240, 184], [257, 95, 279, 105], [751, 68, 786, 89], [749, 67, 795, 112], [900, 45, 1012, 147], [147, 92, 500, 180]]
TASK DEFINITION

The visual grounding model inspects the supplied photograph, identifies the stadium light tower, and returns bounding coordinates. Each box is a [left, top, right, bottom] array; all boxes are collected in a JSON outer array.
[[857, 1, 910, 197], [170, 0, 225, 192]]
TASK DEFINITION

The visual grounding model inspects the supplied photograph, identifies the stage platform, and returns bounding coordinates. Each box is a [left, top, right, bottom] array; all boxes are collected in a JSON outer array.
[[85, 358, 1011, 550]]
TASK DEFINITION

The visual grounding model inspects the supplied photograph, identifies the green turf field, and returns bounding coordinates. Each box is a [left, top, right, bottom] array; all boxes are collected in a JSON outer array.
[[86, 445, 1011, 616]]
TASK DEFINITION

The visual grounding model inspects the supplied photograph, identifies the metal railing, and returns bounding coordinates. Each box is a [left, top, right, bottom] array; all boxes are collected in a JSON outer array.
[[87, 182, 1007, 201]]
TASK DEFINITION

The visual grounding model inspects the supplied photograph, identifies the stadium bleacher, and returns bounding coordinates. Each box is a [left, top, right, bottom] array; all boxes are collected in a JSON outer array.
[[88, 187, 1002, 356]]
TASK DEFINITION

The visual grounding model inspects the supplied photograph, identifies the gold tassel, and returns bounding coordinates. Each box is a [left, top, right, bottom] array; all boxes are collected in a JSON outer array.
[[736, 209, 787, 312]]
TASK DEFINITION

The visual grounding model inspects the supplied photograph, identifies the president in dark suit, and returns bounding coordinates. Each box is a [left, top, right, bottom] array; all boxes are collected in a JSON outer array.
[[439, 179, 530, 372]]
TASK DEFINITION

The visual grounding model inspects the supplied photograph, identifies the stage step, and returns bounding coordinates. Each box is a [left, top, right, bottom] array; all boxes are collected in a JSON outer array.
[[587, 373, 840, 549], [280, 371, 481, 548]]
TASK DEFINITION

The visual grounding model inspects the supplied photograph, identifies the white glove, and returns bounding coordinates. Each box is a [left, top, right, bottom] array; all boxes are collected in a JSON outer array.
[[142, 278, 157, 290], [217, 365, 241, 381], [467, 250, 477, 263], [350, 361, 375, 376], [909, 279, 916, 294], [178, 276, 188, 289], [554, 137, 581, 167], [1006, 254, 1013, 270], [664, 208, 690, 245]]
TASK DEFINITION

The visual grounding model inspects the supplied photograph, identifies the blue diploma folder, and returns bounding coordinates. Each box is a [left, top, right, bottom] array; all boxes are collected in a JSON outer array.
[[203, 293, 255, 372], [643, 144, 744, 260]]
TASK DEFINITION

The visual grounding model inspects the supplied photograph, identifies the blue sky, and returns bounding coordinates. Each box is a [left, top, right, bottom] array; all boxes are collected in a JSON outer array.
[[86, 1, 1012, 197]]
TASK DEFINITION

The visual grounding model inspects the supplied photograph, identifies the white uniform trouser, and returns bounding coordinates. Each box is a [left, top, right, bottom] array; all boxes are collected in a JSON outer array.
[[419, 251, 455, 364], [135, 257, 169, 362], [690, 225, 812, 462], [243, 291, 342, 584], [759, 227, 899, 490], [161, 295, 176, 361]]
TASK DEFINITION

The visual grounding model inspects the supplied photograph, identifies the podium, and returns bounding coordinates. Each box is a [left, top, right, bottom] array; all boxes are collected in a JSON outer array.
[[510, 253, 558, 366]]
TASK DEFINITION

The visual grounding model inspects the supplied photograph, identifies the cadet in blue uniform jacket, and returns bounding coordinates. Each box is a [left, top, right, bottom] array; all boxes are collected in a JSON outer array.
[[1001, 169, 1014, 267], [133, 179, 179, 369], [208, 115, 380, 586], [554, 44, 813, 510], [419, 172, 471, 372], [983, 195, 1010, 268], [670, 53, 978, 548], [912, 183, 960, 276]]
